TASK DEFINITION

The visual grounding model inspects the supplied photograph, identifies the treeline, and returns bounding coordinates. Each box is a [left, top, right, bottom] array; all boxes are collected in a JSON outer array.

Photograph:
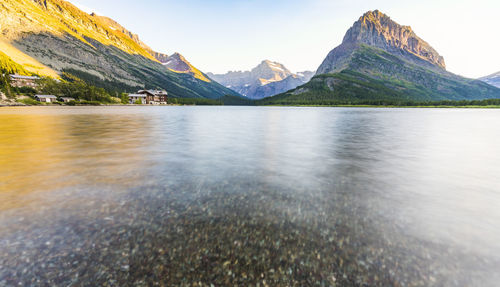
[[408, 99, 500, 106], [256, 98, 500, 107], [219, 95, 255, 106], [169, 97, 222, 105], [169, 95, 255, 106]]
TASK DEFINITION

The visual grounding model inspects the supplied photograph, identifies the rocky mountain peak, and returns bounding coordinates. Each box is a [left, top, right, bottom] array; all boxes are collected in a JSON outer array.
[[349, 10, 445, 69], [169, 52, 185, 61], [356, 10, 412, 35], [252, 60, 293, 84], [162, 53, 188, 69], [317, 10, 446, 75], [359, 10, 393, 24], [162, 53, 211, 82]]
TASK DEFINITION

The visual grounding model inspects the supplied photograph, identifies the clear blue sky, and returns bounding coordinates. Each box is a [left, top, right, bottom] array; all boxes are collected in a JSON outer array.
[[72, 0, 500, 78]]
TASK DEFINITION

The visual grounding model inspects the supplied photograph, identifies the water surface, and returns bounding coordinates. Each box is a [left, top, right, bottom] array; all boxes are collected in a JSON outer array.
[[1, 106, 499, 286]]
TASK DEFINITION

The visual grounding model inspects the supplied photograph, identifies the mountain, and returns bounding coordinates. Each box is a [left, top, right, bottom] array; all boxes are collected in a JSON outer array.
[[208, 61, 314, 99], [316, 10, 446, 75], [0, 0, 239, 99], [260, 10, 500, 105], [161, 53, 211, 82], [480, 72, 500, 88]]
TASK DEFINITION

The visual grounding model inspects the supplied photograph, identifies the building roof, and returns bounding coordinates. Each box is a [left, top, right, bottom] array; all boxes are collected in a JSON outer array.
[[35, 95, 57, 99], [61, 97, 75, 100], [128, 94, 147, 98], [137, 90, 168, 96], [10, 74, 40, 80]]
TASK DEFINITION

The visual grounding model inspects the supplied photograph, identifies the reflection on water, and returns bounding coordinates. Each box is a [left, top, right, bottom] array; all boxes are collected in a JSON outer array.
[[0, 109, 151, 210], [0, 106, 499, 286]]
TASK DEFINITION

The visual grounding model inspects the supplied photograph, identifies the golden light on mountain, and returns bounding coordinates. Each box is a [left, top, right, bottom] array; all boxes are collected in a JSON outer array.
[[0, 0, 238, 99]]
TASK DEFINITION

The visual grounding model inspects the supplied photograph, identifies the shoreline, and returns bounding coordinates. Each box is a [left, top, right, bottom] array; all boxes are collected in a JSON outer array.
[[2, 104, 500, 109], [259, 104, 500, 109], [0, 103, 184, 107]]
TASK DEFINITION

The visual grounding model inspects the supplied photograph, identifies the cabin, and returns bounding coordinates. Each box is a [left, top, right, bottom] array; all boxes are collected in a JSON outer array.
[[137, 90, 168, 105], [35, 95, 57, 103], [60, 97, 75, 103], [128, 94, 147, 104], [10, 75, 40, 88]]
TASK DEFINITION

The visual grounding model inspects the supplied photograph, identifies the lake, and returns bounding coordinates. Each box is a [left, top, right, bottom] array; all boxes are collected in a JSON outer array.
[[1, 106, 499, 286]]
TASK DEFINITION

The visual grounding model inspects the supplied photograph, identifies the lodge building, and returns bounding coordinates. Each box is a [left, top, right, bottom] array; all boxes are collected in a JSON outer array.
[[10, 75, 40, 88], [129, 90, 168, 105], [35, 95, 57, 103]]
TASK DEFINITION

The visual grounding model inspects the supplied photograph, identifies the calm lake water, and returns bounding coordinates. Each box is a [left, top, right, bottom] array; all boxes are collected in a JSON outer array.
[[0, 106, 499, 286]]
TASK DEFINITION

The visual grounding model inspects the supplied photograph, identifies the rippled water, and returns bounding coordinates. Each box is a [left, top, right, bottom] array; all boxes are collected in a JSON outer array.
[[1, 106, 499, 286]]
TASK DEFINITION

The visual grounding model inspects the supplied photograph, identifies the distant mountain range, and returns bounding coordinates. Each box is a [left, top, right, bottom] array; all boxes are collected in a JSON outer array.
[[261, 10, 500, 105], [480, 72, 500, 88], [0, 0, 239, 99], [208, 61, 314, 99]]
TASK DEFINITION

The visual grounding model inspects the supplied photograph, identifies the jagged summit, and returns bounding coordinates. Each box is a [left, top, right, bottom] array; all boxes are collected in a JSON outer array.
[[317, 10, 446, 75], [252, 60, 293, 85]]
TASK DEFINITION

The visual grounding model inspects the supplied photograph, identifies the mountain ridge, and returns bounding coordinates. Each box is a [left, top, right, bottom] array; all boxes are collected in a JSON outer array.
[[208, 61, 313, 99], [87, 12, 169, 63]]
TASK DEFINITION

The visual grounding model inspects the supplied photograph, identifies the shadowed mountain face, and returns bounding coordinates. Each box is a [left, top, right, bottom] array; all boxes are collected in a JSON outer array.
[[261, 10, 500, 105], [0, 0, 239, 99], [208, 61, 314, 99], [480, 72, 500, 88]]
